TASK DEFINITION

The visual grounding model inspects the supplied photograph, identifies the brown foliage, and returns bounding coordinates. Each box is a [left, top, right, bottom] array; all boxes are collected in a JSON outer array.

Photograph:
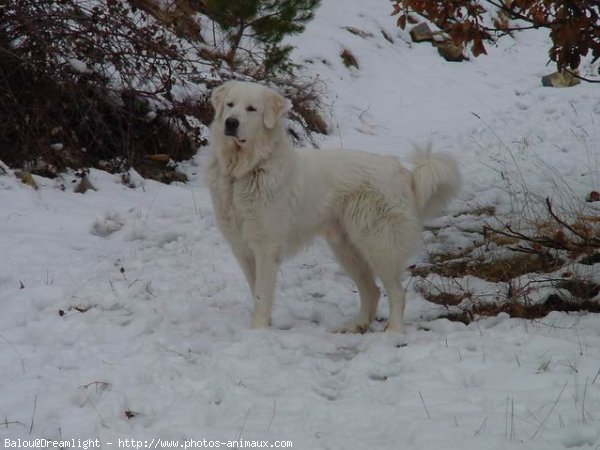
[[129, 0, 203, 40], [412, 250, 563, 282], [392, 0, 600, 76], [415, 197, 600, 324], [441, 294, 600, 325]]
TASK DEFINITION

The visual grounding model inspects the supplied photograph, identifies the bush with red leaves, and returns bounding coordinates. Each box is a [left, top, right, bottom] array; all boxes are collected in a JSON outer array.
[[393, 0, 600, 80]]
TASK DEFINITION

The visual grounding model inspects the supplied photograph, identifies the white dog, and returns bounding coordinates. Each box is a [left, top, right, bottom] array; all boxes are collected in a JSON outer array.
[[207, 80, 461, 333]]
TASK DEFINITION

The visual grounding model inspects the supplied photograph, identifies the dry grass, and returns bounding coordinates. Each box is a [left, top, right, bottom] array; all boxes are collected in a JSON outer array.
[[423, 291, 470, 307], [298, 108, 328, 135], [277, 75, 329, 142], [556, 279, 600, 299], [458, 205, 496, 217], [416, 204, 600, 324], [412, 253, 563, 282], [440, 294, 600, 325]]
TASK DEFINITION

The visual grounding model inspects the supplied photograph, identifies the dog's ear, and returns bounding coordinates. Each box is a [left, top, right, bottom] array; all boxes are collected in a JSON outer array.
[[263, 89, 292, 129], [211, 82, 230, 119]]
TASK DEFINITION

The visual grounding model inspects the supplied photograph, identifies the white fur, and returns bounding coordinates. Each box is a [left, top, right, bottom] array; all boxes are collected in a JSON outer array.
[[207, 81, 461, 333]]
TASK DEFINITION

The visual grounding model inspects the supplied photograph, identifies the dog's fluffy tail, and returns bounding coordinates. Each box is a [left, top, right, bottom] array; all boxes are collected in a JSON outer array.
[[411, 144, 461, 219]]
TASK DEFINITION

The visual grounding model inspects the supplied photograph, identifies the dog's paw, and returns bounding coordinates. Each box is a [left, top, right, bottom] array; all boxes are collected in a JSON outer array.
[[384, 321, 405, 334], [251, 314, 271, 329], [336, 319, 370, 334]]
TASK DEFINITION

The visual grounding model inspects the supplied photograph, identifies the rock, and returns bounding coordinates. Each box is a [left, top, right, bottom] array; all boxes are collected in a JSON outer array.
[[410, 22, 433, 43], [541, 70, 581, 88], [74, 174, 96, 194], [435, 41, 466, 62], [587, 190, 600, 202]]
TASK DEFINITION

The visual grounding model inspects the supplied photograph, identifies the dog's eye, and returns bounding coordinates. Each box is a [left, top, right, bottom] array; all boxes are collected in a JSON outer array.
[[246, 105, 257, 112], [226, 102, 234, 108]]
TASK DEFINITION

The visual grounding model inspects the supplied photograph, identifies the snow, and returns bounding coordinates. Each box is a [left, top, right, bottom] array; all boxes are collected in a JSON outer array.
[[1, 1, 600, 449], [67, 58, 90, 74]]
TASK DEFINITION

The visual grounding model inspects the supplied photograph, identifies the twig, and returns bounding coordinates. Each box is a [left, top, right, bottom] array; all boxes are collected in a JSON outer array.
[[474, 417, 487, 436], [191, 189, 200, 216], [236, 408, 251, 442], [418, 390, 432, 419], [510, 397, 514, 441], [80, 388, 108, 428], [531, 380, 568, 439], [471, 112, 528, 190], [80, 381, 110, 392], [358, 103, 371, 121], [505, 397, 509, 440], [267, 400, 276, 432], [157, 344, 190, 360], [487, 222, 593, 251], [2, 418, 26, 429], [545, 197, 600, 246], [29, 394, 37, 435], [582, 377, 589, 424], [0, 333, 25, 375], [565, 69, 600, 84]]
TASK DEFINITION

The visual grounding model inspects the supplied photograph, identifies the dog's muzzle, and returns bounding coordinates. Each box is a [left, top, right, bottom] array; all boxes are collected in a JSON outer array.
[[224, 117, 239, 137]]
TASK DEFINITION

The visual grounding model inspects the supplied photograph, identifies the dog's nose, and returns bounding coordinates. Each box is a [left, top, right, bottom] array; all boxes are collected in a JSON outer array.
[[225, 117, 239, 135]]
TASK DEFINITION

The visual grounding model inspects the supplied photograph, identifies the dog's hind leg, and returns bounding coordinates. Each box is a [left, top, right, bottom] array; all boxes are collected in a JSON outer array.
[[381, 277, 407, 334], [326, 231, 380, 333], [365, 249, 409, 334], [349, 216, 416, 334]]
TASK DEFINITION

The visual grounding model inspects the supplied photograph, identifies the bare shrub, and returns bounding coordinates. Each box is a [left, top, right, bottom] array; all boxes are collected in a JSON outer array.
[[414, 197, 600, 323], [0, 0, 211, 180]]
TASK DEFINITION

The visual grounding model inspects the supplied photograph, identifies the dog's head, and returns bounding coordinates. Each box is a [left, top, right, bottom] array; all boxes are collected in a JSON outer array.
[[210, 81, 292, 149]]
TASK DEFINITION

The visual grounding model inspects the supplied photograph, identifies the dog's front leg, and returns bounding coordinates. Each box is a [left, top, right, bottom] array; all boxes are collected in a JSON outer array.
[[232, 246, 256, 297], [251, 247, 281, 328]]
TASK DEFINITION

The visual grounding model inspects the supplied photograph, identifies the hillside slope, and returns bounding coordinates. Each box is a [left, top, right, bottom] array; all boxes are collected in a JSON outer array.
[[1, 1, 599, 449]]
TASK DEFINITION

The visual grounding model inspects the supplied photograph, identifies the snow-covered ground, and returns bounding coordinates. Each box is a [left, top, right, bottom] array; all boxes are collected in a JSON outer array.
[[2, 1, 600, 449]]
